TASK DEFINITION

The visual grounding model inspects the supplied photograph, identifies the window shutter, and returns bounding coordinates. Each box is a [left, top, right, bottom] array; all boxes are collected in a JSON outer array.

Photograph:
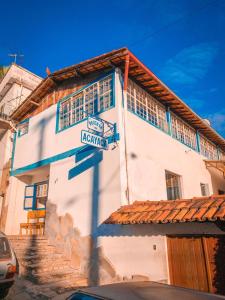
[[24, 185, 36, 210]]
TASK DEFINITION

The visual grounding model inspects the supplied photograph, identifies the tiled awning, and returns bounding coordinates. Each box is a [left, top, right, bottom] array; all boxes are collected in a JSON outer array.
[[104, 195, 225, 225]]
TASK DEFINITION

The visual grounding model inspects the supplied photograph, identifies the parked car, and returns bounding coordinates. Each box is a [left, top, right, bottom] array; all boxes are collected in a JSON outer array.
[[0, 232, 18, 299], [67, 281, 225, 300]]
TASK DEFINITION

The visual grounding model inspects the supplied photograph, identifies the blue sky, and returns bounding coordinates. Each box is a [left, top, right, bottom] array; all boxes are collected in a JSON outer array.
[[1, 0, 225, 137]]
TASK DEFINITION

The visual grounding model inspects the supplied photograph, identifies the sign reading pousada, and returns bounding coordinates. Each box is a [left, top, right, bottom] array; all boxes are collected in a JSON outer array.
[[87, 116, 104, 134], [81, 130, 108, 150]]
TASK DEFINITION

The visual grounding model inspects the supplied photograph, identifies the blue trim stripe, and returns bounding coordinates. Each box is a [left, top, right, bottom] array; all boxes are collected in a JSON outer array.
[[11, 145, 86, 176], [10, 131, 120, 176]]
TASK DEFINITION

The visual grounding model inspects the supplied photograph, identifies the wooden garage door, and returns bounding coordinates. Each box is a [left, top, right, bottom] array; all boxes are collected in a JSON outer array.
[[167, 236, 209, 292], [167, 236, 225, 295]]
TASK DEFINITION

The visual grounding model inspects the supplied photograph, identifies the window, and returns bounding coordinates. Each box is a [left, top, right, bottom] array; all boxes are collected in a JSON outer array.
[[217, 149, 225, 160], [127, 79, 168, 132], [171, 114, 197, 150], [200, 183, 209, 196], [200, 135, 217, 160], [165, 171, 182, 200], [58, 75, 113, 131], [69, 292, 99, 300], [18, 120, 29, 137], [24, 182, 48, 210]]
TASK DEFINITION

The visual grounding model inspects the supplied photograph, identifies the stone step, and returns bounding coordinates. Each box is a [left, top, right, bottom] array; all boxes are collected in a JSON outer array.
[[10, 241, 54, 247], [13, 246, 58, 255], [20, 258, 72, 269], [21, 253, 66, 261], [27, 268, 81, 284], [8, 235, 47, 240], [8, 235, 86, 287]]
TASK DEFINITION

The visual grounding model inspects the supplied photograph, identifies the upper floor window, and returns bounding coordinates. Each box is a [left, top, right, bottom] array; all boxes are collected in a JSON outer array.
[[200, 183, 209, 196], [18, 120, 29, 137], [58, 75, 113, 131], [127, 80, 168, 133], [200, 135, 217, 160], [171, 114, 197, 150], [165, 171, 182, 200]]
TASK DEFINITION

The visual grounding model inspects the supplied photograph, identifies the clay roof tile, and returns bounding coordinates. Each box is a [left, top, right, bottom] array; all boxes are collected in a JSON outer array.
[[104, 195, 225, 225]]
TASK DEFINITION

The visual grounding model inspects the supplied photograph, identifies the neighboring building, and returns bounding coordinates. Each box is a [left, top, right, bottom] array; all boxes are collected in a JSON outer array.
[[3, 48, 225, 291], [0, 64, 42, 230]]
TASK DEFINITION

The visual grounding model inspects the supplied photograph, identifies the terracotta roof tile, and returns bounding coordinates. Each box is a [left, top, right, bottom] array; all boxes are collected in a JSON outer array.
[[104, 195, 225, 225]]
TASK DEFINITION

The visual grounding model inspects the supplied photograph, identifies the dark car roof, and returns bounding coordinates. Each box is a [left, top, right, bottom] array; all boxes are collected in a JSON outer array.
[[72, 281, 225, 300]]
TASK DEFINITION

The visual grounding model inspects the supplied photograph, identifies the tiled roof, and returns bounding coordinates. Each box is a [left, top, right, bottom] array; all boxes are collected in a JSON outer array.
[[104, 195, 225, 225]]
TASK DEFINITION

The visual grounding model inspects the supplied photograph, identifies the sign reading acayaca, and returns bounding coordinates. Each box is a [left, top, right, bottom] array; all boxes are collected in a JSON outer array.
[[81, 130, 108, 150]]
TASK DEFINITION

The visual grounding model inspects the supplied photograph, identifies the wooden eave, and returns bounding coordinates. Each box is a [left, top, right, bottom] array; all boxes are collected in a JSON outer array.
[[10, 47, 225, 151]]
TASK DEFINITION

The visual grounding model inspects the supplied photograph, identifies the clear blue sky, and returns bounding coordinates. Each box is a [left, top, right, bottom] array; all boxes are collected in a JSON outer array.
[[1, 0, 225, 137]]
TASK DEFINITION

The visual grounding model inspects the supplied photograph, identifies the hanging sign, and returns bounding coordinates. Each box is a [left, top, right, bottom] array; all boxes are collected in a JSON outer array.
[[81, 130, 108, 150], [87, 116, 104, 134]]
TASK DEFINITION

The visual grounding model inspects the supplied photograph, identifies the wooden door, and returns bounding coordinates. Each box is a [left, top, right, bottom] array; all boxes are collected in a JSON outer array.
[[203, 236, 225, 295], [167, 236, 209, 292]]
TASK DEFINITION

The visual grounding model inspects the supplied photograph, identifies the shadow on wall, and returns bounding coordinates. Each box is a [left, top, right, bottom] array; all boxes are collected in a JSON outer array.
[[45, 201, 117, 286], [45, 146, 118, 285]]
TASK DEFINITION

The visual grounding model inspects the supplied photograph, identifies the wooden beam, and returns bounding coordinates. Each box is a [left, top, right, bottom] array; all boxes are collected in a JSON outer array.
[[29, 100, 40, 107], [124, 54, 130, 91]]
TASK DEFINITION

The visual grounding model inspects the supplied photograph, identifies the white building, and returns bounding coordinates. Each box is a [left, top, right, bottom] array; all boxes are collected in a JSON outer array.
[[3, 48, 225, 292], [0, 63, 42, 229]]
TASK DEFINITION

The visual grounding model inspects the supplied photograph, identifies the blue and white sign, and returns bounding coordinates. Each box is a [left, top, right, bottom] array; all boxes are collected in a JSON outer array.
[[81, 130, 108, 150], [87, 116, 104, 134]]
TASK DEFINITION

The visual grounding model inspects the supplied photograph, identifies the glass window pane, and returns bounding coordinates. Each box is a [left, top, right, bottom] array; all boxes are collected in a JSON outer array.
[[24, 197, 33, 209], [25, 186, 34, 197], [59, 75, 113, 131], [127, 79, 168, 132], [165, 171, 181, 200]]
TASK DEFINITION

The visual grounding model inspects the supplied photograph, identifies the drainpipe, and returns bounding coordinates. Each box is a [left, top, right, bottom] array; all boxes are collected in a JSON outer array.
[[123, 54, 130, 204]]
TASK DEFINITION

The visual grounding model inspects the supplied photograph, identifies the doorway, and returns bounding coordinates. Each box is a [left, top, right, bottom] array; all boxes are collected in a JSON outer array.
[[167, 235, 225, 295]]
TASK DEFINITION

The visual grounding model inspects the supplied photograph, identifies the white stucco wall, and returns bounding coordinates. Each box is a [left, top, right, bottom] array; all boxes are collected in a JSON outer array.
[[0, 130, 12, 178], [4, 176, 28, 234], [124, 111, 223, 202]]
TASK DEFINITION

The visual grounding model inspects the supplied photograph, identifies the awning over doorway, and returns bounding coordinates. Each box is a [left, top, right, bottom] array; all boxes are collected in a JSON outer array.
[[104, 195, 225, 225], [205, 160, 225, 178]]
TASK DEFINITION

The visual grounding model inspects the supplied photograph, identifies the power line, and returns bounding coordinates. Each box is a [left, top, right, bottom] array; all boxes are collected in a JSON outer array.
[[128, 0, 218, 48]]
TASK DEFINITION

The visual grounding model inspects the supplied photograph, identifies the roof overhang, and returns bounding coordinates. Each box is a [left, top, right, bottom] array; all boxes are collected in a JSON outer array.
[[10, 47, 225, 151], [104, 196, 225, 225]]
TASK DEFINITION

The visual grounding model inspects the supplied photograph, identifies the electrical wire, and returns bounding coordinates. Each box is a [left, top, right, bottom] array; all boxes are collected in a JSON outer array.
[[128, 0, 219, 48]]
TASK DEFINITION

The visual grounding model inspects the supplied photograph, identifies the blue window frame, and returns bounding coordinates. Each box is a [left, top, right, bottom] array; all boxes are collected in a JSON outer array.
[[24, 181, 48, 211], [18, 119, 29, 137], [24, 185, 36, 210], [56, 72, 115, 133]]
